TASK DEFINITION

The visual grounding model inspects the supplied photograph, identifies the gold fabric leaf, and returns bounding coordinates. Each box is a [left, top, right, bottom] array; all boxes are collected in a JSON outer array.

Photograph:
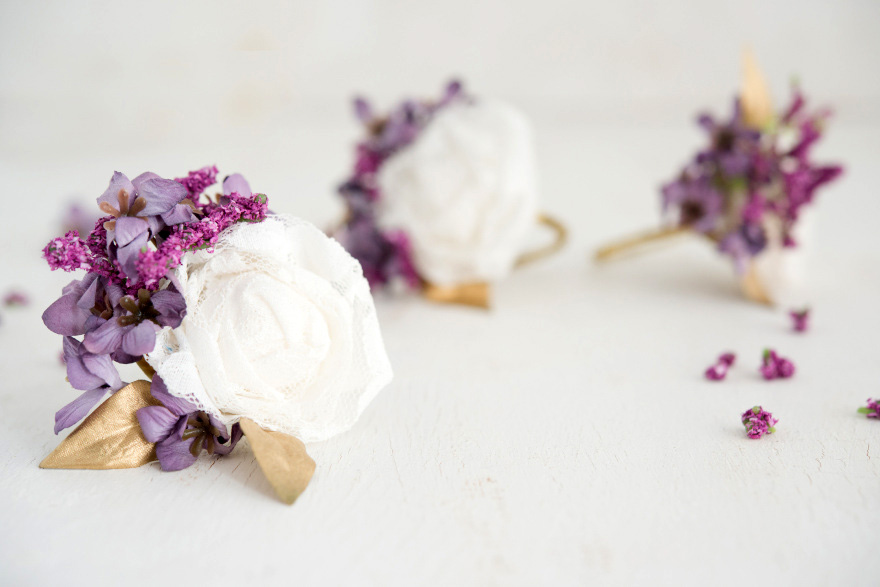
[[740, 263, 774, 306], [423, 281, 491, 309], [741, 49, 774, 130], [239, 418, 316, 505], [40, 380, 160, 470]]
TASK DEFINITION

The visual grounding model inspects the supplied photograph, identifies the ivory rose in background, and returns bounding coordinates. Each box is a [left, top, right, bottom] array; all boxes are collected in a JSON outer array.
[[376, 100, 538, 286], [146, 214, 393, 443], [334, 81, 549, 295]]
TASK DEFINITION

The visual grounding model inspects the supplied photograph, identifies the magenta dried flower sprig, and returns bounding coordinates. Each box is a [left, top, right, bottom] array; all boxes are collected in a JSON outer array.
[[760, 348, 795, 380], [858, 399, 880, 419], [705, 352, 736, 381], [741, 406, 778, 439]]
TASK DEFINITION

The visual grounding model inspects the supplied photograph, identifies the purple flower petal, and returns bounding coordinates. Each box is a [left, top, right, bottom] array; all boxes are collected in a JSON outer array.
[[54, 387, 107, 434], [64, 352, 107, 391], [222, 173, 251, 198], [130, 172, 162, 191], [81, 352, 122, 390], [136, 178, 188, 215], [150, 289, 186, 328], [150, 373, 196, 416], [42, 289, 92, 336], [115, 231, 150, 280], [213, 423, 243, 456], [136, 406, 181, 443], [97, 171, 135, 208], [121, 320, 158, 356], [114, 216, 150, 247], [83, 318, 126, 354], [156, 435, 199, 471], [160, 203, 197, 226]]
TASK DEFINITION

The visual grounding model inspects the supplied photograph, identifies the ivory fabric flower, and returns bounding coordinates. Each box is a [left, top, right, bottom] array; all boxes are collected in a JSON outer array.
[[145, 214, 393, 442], [375, 99, 539, 286]]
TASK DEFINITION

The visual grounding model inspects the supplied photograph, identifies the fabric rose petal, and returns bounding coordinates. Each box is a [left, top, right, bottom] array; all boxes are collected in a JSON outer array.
[[376, 99, 539, 286], [145, 214, 393, 442]]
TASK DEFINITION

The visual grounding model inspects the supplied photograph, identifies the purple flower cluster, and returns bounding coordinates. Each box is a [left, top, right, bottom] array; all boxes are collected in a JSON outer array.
[[137, 374, 242, 471], [790, 308, 810, 332], [858, 399, 880, 419], [335, 80, 466, 289], [760, 348, 795, 380], [705, 352, 736, 381], [662, 87, 843, 272], [741, 406, 778, 439], [42, 167, 267, 440]]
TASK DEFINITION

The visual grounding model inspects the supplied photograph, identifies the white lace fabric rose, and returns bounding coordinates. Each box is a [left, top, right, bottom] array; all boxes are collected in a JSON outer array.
[[377, 99, 539, 286], [145, 214, 392, 443]]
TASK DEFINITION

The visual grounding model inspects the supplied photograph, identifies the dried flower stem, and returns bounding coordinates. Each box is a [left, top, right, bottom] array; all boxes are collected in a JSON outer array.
[[594, 225, 691, 262], [515, 214, 568, 268], [136, 358, 156, 379]]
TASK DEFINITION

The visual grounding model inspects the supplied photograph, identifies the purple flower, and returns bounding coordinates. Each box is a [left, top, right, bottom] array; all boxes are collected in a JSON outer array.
[[760, 349, 795, 380], [661, 173, 724, 233], [705, 352, 736, 381], [54, 336, 124, 433], [858, 399, 880, 419], [97, 171, 195, 280], [174, 165, 219, 200], [61, 202, 96, 236], [82, 287, 186, 358], [136, 374, 242, 471], [661, 86, 842, 270], [741, 406, 777, 439], [790, 308, 810, 333], [3, 290, 29, 307], [43, 231, 93, 273], [42, 273, 123, 337]]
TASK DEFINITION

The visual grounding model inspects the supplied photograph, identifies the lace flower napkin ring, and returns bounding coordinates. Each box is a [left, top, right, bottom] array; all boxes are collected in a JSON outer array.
[[595, 52, 843, 305], [40, 167, 393, 504], [333, 80, 567, 308]]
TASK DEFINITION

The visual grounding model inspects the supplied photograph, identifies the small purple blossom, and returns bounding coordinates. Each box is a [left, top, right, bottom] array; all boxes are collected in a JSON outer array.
[[3, 290, 29, 307], [61, 202, 96, 236], [336, 80, 466, 289], [705, 352, 736, 381], [741, 406, 777, 439], [790, 308, 810, 333], [136, 374, 242, 471], [174, 165, 219, 200], [760, 348, 795, 380], [43, 231, 92, 272], [858, 399, 880, 419]]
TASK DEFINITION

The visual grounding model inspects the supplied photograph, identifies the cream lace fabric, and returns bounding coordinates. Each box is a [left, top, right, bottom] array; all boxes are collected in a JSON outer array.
[[146, 214, 393, 442]]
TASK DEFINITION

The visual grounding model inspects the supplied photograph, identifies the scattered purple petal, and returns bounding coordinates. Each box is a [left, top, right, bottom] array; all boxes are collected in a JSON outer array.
[[705, 352, 736, 381], [858, 399, 880, 419], [790, 308, 810, 333], [741, 406, 777, 439], [760, 348, 796, 380]]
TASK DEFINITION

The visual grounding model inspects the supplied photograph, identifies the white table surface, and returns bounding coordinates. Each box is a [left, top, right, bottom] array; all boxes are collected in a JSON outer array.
[[1, 121, 878, 586]]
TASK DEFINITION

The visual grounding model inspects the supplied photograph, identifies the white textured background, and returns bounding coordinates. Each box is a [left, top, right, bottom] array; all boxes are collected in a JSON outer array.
[[1, 1, 879, 585]]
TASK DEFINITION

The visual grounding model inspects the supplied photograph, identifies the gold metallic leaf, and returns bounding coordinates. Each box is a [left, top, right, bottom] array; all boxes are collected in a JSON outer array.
[[740, 263, 774, 306], [423, 281, 491, 309], [239, 418, 316, 505], [40, 380, 160, 470], [741, 48, 774, 130]]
